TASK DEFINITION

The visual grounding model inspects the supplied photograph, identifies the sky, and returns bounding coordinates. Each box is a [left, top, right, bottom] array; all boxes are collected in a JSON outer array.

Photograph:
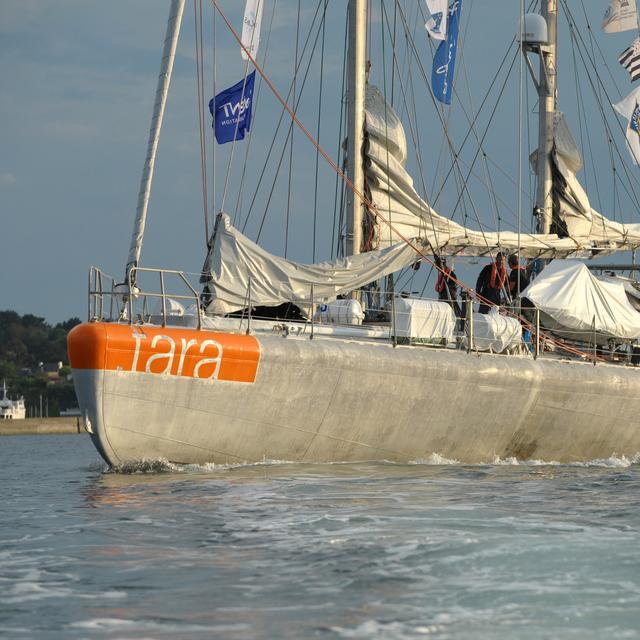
[[1, 0, 639, 324]]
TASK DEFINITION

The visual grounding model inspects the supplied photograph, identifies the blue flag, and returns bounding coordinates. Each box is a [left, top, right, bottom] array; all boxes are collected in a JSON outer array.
[[209, 71, 256, 144], [432, 1, 462, 105]]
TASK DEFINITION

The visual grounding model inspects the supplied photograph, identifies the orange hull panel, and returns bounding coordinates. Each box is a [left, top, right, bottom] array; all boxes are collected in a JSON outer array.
[[68, 323, 260, 383]]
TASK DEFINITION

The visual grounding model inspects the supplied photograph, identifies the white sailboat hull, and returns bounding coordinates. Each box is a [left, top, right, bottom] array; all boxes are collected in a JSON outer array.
[[71, 324, 640, 465]]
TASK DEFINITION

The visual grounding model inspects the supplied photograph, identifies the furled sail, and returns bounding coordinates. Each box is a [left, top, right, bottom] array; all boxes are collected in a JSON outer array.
[[201, 213, 419, 315], [549, 112, 640, 249], [363, 85, 640, 257]]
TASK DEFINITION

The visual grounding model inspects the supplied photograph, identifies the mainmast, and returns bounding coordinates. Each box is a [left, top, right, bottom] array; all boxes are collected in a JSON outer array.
[[125, 0, 185, 283], [345, 0, 367, 257], [534, 0, 557, 235]]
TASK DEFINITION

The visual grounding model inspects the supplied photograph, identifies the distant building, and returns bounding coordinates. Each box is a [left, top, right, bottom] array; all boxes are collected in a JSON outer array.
[[43, 361, 63, 381], [0, 380, 26, 420], [60, 407, 81, 417]]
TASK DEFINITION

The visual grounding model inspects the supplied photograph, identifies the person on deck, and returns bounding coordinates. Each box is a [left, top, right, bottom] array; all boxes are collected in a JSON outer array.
[[508, 254, 530, 299], [475, 252, 508, 313], [435, 257, 461, 317]]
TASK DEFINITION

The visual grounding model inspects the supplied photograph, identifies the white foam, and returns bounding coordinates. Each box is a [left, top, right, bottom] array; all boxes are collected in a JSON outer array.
[[69, 618, 250, 634], [489, 453, 640, 467], [108, 451, 640, 474], [108, 456, 301, 474], [411, 453, 461, 465], [330, 620, 446, 638]]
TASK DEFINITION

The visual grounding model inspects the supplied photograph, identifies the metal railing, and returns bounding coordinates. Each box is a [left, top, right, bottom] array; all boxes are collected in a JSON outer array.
[[88, 266, 203, 329], [87, 266, 640, 366]]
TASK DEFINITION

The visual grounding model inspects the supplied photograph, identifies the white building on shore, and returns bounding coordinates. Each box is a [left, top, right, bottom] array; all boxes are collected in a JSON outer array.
[[0, 381, 26, 420]]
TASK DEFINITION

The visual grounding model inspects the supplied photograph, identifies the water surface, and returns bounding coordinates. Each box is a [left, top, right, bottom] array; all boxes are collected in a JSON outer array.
[[1, 435, 640, 638]]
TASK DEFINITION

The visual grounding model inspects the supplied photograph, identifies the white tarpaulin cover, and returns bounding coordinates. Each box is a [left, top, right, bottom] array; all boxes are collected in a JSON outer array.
[[202, 213, 420, 315], [463, 307, 523, 353], [364, 86, 640, 257], [522, 260, 640, 339], [394, 297, 456, 342]]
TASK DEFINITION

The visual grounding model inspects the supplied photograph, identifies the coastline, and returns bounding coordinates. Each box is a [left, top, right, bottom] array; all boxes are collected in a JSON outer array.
[[0, 417, 83, 436]]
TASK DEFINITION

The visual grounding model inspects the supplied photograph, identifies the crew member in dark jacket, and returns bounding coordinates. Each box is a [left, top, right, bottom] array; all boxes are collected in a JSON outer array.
[[475, 252, 507, 313], [508, 254, 530, 298], [435, 257, 461, 317]]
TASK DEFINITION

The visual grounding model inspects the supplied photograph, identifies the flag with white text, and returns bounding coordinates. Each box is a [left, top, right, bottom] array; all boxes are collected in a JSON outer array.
[[431, 0, 462, 105], [209, 71, 256, 144]]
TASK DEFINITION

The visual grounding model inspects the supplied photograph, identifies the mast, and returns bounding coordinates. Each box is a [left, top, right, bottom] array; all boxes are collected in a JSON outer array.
[[345, 0, 367, 257], [535, 0, 557, 235], [125, 0, 186, 283]]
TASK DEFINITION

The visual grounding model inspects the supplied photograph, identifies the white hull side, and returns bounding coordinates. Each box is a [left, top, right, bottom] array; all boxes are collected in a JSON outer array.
[[73, 334, 640, 466]]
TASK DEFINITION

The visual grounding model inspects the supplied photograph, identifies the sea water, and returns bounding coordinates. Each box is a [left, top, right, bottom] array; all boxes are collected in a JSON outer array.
[[1, 435, 640, 639]]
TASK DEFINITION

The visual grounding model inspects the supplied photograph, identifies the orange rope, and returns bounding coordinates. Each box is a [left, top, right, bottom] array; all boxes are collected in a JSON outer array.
[[209, 0, 605, 363]]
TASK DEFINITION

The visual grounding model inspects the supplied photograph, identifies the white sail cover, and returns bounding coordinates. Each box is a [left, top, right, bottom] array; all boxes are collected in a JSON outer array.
[[202, 214, 420, 315], [364, 86, 640, 257], [522, 260, 640, 340]]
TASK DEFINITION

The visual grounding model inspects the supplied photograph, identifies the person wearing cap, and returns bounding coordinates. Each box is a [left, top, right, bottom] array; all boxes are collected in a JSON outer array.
[[475, 252, 508, 313]]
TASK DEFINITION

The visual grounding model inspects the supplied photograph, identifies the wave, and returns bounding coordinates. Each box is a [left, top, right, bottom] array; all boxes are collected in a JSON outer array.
[[106, 451, 640, 474], [486, 453, 640, 468], [107, 457, 300, 475]]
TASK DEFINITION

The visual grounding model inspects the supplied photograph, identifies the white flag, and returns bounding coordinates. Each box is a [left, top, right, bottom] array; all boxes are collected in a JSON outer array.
[[241, 0, 264, 61], [425, 0, 448, 40], [613, 87, 640, 165], [602, 0, 638, 33]]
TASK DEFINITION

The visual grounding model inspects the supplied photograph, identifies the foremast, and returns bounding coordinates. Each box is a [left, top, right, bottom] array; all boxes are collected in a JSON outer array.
[[125, 0, 186, 285], [345, 0, 367, 257]]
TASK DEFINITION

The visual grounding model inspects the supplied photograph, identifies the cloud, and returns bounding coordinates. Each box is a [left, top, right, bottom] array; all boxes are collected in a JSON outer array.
[[0, 172, 17, 186]]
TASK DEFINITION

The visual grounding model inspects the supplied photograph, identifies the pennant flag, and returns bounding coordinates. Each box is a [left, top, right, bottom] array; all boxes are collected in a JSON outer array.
[[613, 86, 640, 165], [432, 0, 462, 105], [209, 71, 256, 145], [602, 0, 638, 33], [619, 38, 640, 82], [425, 0, 448, 41], [241, 0, 264, 61]]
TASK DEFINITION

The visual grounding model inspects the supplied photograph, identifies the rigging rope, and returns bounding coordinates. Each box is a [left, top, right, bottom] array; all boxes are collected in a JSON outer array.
[[239, 0, 326, 235], [252, 1, 329, 244], [312, 0, 328, 262], [331, 10, 349, 259], [284, 0, 302, 258], [211, 4, 217, 234], [380, 1, 440, 250], [194, 0, 209, 241], [209, 0, 610, 363], [233, 0, 278, 226], [562, 0, 640, 212]]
